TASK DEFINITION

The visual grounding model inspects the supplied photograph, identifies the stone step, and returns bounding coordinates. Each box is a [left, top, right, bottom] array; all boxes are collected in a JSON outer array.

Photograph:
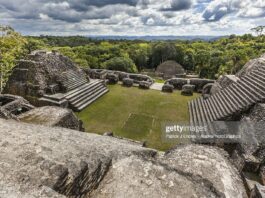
[[221, 90, 237, 113], [76, 88, 109, 111], [217, 90, 233, 117], [239, 79, 264, 101], [207, 96, 218, 121], [232, 84, 252, 106], [72, 86, 107, 108], [198, 97, 210, 123], [192, 99, 200, 126], [66, 80, 88, 90], [68, 83, 103, 103], [64, 79, 87, 85], [204, 98, 214, 122], [65, 81, 100, 99], [228, 85, 246, 110], [188, 102, 194, 126], [235, 83, 256, 104], [247, 74, 265, 89], [70, 84, 105, 106], [190, 100, 197, 126], [38, 97, 68, 107], [253, 70, 265, 81], [197, 97, 207, 124], [210, 94, 224, 119], [61, 71, 87, 79], [241, 76, 265, 98], [195, 99, 203, 126]]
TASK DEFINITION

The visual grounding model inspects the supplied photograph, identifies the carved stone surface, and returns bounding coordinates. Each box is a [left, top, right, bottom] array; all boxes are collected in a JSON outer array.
[[0, 119, 247, 198]]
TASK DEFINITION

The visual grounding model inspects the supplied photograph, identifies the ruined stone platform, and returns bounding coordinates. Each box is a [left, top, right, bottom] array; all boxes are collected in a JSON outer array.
[[39, 79, 108, 111], [0, 119, 247, 197], [189, 54, 265, 125]]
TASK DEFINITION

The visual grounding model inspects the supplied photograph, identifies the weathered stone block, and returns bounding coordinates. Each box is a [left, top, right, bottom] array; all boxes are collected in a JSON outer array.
[[162, 84, 174, 93], [181, 84, 195, 96], [139, 81, 151, 89], [122, 78, 134, 87], [106, 73, 119, 84]]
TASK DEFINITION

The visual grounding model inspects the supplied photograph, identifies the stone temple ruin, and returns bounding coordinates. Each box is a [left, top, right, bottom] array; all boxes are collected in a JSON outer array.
[[4, 50, 108, 112], [188, 53, 265, 195], [189, 53, 265, 123]]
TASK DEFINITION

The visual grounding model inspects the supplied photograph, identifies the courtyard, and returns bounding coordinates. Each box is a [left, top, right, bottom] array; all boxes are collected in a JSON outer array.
[[76, 85, 199, 151]]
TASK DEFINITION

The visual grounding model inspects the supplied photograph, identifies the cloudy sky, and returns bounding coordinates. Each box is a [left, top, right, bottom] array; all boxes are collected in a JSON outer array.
[[0, 0, 264, 36]]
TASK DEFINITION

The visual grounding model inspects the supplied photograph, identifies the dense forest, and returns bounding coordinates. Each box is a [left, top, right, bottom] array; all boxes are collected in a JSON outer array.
[[1, 25, 265, 91]]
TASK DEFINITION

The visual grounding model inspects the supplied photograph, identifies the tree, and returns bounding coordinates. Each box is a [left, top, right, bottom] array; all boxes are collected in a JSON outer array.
[[251, 26, 265, 36], [105, 57, 137, 73], [151, 42, 177, 68], [0, 25, 27, 93], [24, 37, 46, 54]]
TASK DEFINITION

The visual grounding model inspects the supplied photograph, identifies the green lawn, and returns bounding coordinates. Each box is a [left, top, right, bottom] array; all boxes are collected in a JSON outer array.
[[76, 85, 199, 151]]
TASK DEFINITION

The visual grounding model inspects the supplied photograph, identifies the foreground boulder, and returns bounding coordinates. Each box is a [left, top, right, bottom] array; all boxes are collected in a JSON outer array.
[[0, 119, 247, 197]]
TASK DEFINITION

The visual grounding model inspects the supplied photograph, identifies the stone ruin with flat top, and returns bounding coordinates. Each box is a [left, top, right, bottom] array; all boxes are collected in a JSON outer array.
[[4, 50, 108, 112]]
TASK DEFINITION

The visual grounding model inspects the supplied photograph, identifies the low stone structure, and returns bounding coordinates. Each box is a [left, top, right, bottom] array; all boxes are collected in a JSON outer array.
[[122, 78, 134, 87], [18, 106, 83, 131], [162, 84, 174, 93], [166, 78, 214, 92], [156, 60, 186, 79], [181, 84, 195, 96], [106, 73, 119, 84], [88, 69, 108, 79], [88, 69, 154, 86], [0, 94, 83, 131], [0, 119, 247, 197], [139, 81, 152, 89], [0, 94, 34, 119]]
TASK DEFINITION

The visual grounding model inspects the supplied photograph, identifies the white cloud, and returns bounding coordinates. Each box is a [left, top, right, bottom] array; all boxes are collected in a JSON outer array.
[[0, 0, 264, 36]]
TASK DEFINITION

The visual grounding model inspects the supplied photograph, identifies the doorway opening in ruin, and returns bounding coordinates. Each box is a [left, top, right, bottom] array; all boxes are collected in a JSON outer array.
[[0, 97, 14, 106]]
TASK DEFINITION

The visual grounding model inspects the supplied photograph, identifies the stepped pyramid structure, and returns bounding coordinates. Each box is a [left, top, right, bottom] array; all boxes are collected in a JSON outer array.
[[4, 50, 108, 111], [189, 54, 265, 126]]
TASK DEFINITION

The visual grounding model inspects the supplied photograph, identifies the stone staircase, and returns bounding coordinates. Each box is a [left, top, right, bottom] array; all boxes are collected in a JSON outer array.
[[40, 80, 108, 112], [60, 71, 88, 91], [189, 61, 265, 126]]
